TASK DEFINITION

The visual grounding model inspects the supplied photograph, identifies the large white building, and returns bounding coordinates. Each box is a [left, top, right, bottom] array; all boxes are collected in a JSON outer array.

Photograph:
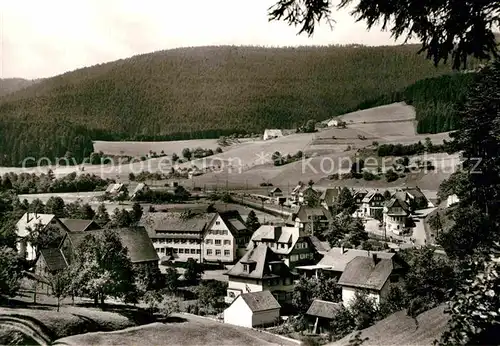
[[140, 210, 252, 263], [224, 291, 281, 328]]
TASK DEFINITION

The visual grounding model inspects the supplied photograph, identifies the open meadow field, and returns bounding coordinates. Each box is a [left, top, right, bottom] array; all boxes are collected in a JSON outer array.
[[93, 139, 220, 157]]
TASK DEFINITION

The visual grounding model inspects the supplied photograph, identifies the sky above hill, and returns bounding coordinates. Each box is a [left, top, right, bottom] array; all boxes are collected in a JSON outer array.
[[0, 0, 418, 79]]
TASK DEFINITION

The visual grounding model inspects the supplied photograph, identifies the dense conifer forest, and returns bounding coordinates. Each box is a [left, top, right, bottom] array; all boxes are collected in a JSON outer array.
[[0, 45, 476, 166]]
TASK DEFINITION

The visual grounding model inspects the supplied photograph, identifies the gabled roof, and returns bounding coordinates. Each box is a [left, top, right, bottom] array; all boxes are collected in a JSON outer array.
[[306, 299, 342, 319], [39, 248, 67, 272], [353, 189, 368, 197], [309, 235, 331, 256], [294, 206, 332, 221], [238, 291, 281, 312], [403, 186, 426, 200], [16, 213, 57, 238], [320, 188, 341, 205], [131, 183, 148, 197], [385, 197, 410, 212], [362, 191, 384, 203], [67, 227, 159, 263], [209, 210, 249, 236], [59, 218, 101, 233], [247, 225, 304, 255], [318, 248, 401, 272], [338, 256, 393, 291], [105, 183, 125, 194], [139, 212, 216, 237], [225, 243, 294, 279], [270, 187, 282, 193]]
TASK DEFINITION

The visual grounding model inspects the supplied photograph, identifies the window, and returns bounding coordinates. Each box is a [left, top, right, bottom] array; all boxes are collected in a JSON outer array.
[[215, 239, 221, 246], [181, 239, 187, 244], [156, 248, 160, 253], [174, 239, 180, 244], [206, 249, 212, 255], [224, 250, 230, 256], [243, 264, 248, 272], [224, 240, 231, 245], [206, 239, 213, 245], [178, 249, 184, 254], [190, 249, 196, 254], [280, 244, 286, 249], [173, 249, 178, 253], [215, 249, 221, 256], [185, 249, 190, 253], [160, 248, 165, 253], [216, 221, 220, 225], [196, 249, 201, 254], [228, 291, 235, 298]]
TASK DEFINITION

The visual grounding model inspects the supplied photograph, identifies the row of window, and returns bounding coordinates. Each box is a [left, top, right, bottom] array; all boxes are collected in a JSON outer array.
[[206, 249, 231, 256], [156, 248, 202, 255], [207, 228, 229, 235], [258, 241, 288, 249], [153, 238, 201, 245], [205, 239, 231, 245], [289, 253, 313, 262], [267, 277, 293, 286]]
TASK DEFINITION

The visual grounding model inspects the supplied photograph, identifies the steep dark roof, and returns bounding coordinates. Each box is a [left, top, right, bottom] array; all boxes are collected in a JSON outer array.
[[306, 299, 342, 319], [309, 235, 331, 255], [320, 188, 341, 205], [403, 186, 426, 200], [214, 210, 249, 236], [225, 243, 294, 279], [295, 206, 332, 221], [338, 256, 393, 290], [67, 227, 159, 263], [59, 219, 101, 233], [318, 248, 401, 272], [139, 212, 215, 237], [239, 291, 281, 312], [39, 248, 67, 272]]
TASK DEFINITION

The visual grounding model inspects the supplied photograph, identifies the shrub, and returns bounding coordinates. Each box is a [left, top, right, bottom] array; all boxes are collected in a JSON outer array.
[[385, 169, 399, 182]]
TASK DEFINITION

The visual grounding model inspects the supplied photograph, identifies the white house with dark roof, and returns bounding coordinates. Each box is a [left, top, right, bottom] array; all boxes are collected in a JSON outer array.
[[306, 299, 343, 334], [203, 210, 252, 263], [247, 225, 316, 269], [286, 205, 332, 235], [224, 243, 295, 304], [296, 247, 407, 280], [263, 129, 283, 141], [337, 254, 394, 307], [360, 191, 385, 218], [224, 291, 281, 328], [16, 213, 68, 261], [383, 196, 411, 235]]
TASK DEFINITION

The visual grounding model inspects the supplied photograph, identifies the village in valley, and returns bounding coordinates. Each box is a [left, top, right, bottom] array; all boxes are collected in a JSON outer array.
[[0, 0, 499, 345]]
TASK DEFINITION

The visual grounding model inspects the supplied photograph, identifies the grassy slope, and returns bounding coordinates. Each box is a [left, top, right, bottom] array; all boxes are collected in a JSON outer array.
[[329, 305, 450, 346], [0, 44, 461, 166], [54, 314, 298, 346]]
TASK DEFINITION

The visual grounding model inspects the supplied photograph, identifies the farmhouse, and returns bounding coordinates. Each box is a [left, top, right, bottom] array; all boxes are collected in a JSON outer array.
[[263, 129, 283, 141], [268, 187, 283, 197], [246, 225, 315, 269], [401, 186, 433, 208], [130, 183, 150, 200], [16, 213, 69, 261], [35, 227, 159, 280], [306, 299, 343, 334], [224, 243, 295, 305], [290, 182, 319, 205], [383, 196, 411, 235], [286, 205, 332, 235], [360, 190, 385, 218], [224, 291, 281, 328], [338, 254, 394, 307], [327, 119, 339, 127], [105, 183, 126, 195]]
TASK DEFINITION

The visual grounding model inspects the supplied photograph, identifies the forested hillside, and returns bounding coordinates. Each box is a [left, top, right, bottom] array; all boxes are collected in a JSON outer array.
[[0, 45, 472, 166], [0, 78, 37, 97], [347, 72, 477, 133]]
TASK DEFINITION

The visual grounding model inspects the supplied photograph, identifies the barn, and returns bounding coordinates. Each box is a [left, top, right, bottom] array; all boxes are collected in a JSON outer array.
[[223, 291, 281, 328], [263, 129, 283, 141]]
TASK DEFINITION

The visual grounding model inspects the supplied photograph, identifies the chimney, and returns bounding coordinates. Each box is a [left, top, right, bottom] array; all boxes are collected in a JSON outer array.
[[372, 253, 379, 264], [340, 245, 346, 254]]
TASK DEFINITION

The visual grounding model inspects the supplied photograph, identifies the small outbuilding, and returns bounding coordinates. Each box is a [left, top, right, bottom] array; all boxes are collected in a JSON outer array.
[[223, 291, 281, 328], [263, 129, 283, 141], [306, 299, 343, 334]]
